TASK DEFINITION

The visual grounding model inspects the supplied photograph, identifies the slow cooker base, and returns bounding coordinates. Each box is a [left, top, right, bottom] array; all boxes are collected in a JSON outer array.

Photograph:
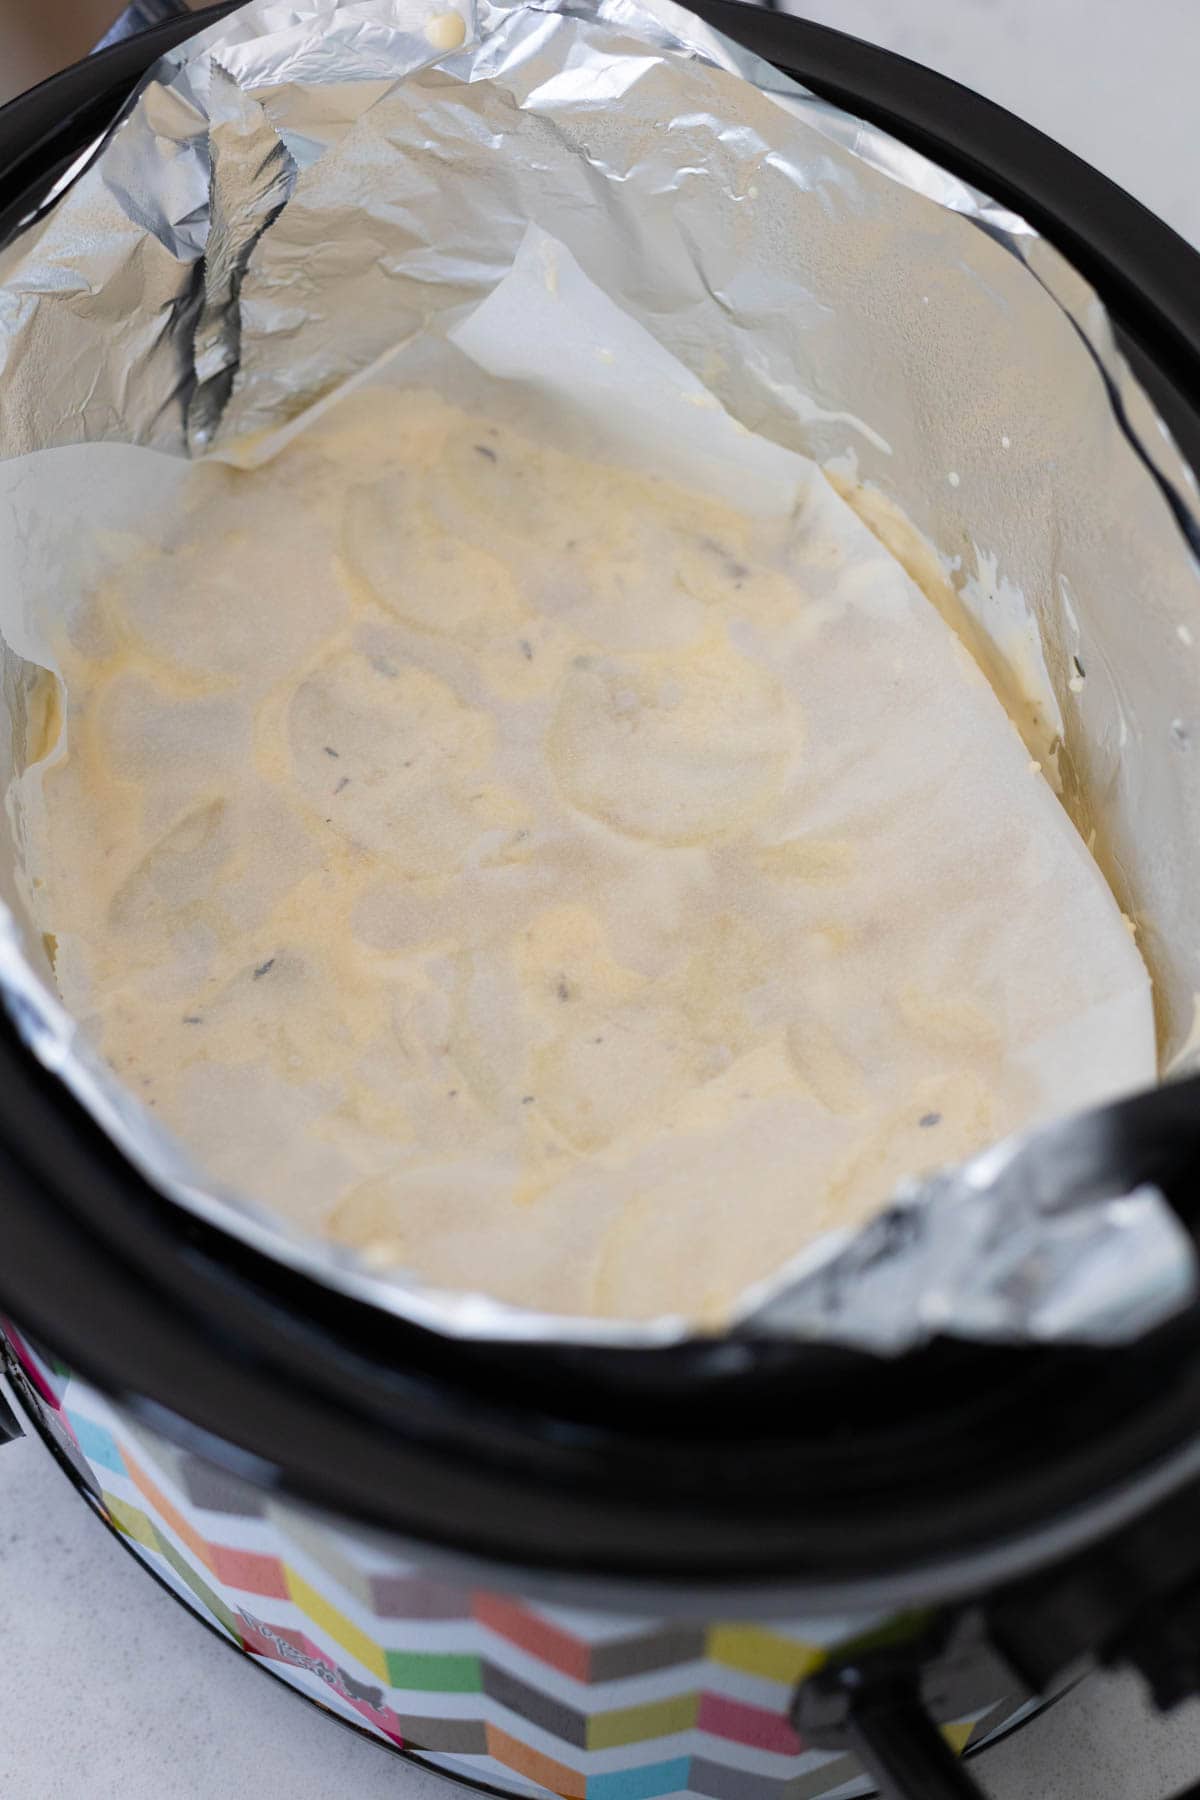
[[2, 1325, 1039, 1800]]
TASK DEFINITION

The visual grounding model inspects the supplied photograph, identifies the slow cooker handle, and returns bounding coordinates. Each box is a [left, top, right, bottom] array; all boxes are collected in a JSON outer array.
[[801, 1664, 987, 1800], [0, 1367, 24, 1447], [800, 1655, 1200, 1800]]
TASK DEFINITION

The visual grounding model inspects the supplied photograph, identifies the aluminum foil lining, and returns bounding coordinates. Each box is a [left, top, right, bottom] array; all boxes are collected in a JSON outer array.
[[0, 0, 1198, 1351]]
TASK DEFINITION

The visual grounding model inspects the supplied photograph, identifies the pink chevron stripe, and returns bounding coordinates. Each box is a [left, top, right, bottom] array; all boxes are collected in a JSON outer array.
[[238, 1612, 406, 1746], [696, 1692, 804, 1755]]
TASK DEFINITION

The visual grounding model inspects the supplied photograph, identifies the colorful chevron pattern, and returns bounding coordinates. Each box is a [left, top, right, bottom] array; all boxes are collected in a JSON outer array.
[[2, 1323, 1029, 1800]]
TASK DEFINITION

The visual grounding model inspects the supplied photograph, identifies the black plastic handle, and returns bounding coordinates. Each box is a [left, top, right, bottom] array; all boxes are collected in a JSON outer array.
[[841, 1676, 987, 1800], [844, 1678, 1200, 1800], [0, 1379, 24, 1446]]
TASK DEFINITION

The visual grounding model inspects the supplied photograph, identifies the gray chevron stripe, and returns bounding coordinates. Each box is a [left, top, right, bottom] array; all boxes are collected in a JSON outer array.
[[590, 1625, 707, 1683], [481, 1662, 588, 1748], [690, 1753, 863, 1800], [397, 1717, 490, 1753]]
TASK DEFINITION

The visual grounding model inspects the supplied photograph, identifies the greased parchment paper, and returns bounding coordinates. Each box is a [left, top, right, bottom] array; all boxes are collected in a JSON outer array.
[[0, 0, 1196, 1347]]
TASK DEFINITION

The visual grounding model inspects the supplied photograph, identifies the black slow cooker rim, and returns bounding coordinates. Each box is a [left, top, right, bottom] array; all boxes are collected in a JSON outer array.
[[10, 997, 1200, 1596], [2, 0, 1200, 1591]]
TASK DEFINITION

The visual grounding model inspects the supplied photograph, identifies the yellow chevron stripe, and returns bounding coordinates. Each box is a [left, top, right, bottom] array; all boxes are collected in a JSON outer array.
[[586, 1691, 699, 1750], [103, 1492, 159, 1552], [284, 1564, 389, 1683], [706, 1626, 825, 1684]]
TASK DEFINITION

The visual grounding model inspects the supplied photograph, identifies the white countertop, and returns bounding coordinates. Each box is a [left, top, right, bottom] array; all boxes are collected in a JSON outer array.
[[3, 1, 1200, 1796], [777, 0, 1200, 251]]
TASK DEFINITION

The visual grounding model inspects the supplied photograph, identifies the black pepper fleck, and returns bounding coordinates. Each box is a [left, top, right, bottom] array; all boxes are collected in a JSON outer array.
[[253, 957, 276, 980], [323, 745, 339, 758], [519, 639, 534, 662], [556, 976, 571, 1002], [919, 1112, 942, 1129], [1073, 655, 1086, 679], [521, 1095, 534, 1104], [334, 776, 350, 794], [474, 443, 498, 462], [182, 1015, 203, 1025]]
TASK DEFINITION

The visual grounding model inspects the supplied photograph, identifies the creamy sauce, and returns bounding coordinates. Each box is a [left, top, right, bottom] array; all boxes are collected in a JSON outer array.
[[29, 388, 1155, 1320]]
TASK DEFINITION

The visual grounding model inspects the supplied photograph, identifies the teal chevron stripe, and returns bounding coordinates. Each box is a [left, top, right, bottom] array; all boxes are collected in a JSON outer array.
[[63, 1411, 126, 1476], [588, 1758, 692, 1800]]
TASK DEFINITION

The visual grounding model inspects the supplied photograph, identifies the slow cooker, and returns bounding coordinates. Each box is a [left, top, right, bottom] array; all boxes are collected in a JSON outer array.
[[3, 5, 1200, 1799]]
